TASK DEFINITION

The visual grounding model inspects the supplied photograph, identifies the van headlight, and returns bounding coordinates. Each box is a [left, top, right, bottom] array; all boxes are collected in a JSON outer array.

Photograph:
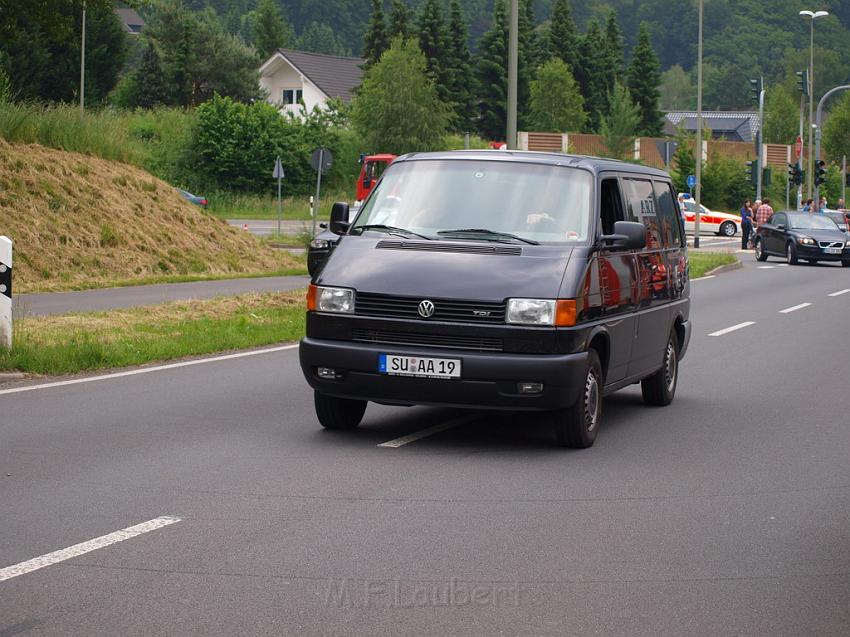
[[506, 299, 577, 327], [310, 238, 330, 249], [307, 285, 355, 313]]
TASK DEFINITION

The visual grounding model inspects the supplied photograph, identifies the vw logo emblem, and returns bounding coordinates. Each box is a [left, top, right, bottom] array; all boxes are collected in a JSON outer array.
[[418, 300, 435, 318]]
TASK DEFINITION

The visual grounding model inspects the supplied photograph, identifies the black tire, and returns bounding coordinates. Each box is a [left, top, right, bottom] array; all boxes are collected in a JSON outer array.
[[843, 260, 850, 268], [720, 221, 737, 237], [786, 241, 799, 265], [641, 331, 679, 407], [314, 391, 367, 430], [754, 237, 768, 261], [551, 349, 603, 449]]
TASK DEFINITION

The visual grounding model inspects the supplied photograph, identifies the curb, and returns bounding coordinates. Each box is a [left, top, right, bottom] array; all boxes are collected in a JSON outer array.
[[0, 372, 26, 383], [704, 260, 743, 277]]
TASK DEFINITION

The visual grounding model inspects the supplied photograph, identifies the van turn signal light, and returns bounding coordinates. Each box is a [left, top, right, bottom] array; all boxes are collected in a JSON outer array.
[[555, 300, 577, 327]]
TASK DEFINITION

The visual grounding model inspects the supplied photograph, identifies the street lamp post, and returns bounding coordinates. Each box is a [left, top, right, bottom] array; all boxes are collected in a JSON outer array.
[[813, 84, 850, 206], [799, 10, 829, 199], [693, 0, 704, 248], [506, 0, 518, 150]]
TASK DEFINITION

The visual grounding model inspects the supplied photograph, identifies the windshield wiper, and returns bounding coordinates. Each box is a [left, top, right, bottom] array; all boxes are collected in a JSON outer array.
[[437, 228, 540, 245], [354, 224, 432, 240]]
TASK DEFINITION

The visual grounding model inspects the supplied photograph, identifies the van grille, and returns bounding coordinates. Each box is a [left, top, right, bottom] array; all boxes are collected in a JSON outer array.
[[375, 240, 522, 256], [356, 292, 506, 324], [351, 329, 503, 352]]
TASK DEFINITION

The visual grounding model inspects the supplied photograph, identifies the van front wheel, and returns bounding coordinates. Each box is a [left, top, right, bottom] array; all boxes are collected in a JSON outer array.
[[641, 332, 679, 406], [551, 350, 602, 449], [315, 391, 367, 430]]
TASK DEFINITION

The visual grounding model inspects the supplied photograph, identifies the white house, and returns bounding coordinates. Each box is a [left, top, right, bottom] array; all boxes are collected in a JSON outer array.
[[259, 49, 364, 116]]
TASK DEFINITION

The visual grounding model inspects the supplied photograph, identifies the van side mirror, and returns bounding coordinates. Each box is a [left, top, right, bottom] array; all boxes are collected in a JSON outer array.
[[599, 221, 646, 251], [330, 202, 351, 235]]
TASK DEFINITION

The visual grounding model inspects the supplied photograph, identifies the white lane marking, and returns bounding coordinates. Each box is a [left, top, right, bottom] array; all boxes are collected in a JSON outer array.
[[378, 415, 479, 448], [0, 516, 181, 583], [0, 345, 298, 396], [779, 303, 812, 314], [708, 322, 756, 337], [776, 263, 789, 267], [829, 289, 850, 297], [691, 275, 716, 282], [758, 266, 776, 269]]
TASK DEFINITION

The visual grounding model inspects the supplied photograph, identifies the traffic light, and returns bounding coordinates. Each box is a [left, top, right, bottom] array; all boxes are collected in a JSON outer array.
[[788, 163, 804, 186], [749, 78, 761, 103], [814, 160, 827, 186], [762, 167, 772, 187], [746, 160, 759, 186], [796, 70, 809, 96], [845, 173, 850, 188]]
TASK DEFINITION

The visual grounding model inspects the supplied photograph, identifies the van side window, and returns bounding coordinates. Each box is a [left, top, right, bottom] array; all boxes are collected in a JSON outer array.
[[600, 178, 626, 235], [653, 181, 682, 248], [622, 178, 661, 249]]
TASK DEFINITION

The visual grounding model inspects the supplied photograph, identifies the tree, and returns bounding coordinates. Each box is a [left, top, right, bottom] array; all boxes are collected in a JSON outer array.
[[603, 10, 624, 81], [528, 58, 586, 133], [599, 82, 640, 160], [575, 21, 607, 132], [517, 0, 537, 127], [446, 0, 476, 132], [822, 92, 850, 164], [388, 0, 410, 40], [416, 0, 451, 104], [78, 5, 129, 104], [670, 128, 696, 195], [548, 0, 578, 72], [251, 0, 294, 58], [362, 0, 387, 67], [296, 22, 352, 56], [763, 84, 798, 145], [626, 23, 663, 137], [121, 40, 169, 108], [659, 65, 695, 111], [352, 37, 450, 155], [476, 0, 508, 140]]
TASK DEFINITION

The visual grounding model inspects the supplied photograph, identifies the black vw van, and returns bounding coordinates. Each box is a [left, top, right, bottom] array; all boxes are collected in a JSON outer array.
[[299, 151, 691, 448]]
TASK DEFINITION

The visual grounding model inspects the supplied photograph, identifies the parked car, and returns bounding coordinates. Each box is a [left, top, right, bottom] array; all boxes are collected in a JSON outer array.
[[176, 188, 208, 208], [300, 151, 691, 448], [822, 210, 849, 232], [678, 195, 740, 237], [754, 211, 850, 266]]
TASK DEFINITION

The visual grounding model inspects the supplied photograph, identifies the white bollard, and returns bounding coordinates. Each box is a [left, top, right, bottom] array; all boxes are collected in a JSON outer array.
[[0, 236, 11, 350]]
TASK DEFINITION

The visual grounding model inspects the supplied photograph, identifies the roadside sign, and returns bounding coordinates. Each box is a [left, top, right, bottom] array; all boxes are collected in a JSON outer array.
[[273, 157, 284, 180], [311, 148, 333, 172], [795, 135, 803, 159], [273, 156, 284, 236], [687, 174, 696, 188], [655, 140, 678, 167]]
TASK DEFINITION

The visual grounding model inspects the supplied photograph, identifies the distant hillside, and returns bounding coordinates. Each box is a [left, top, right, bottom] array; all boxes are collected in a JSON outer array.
[[0, 140, 299, 293]]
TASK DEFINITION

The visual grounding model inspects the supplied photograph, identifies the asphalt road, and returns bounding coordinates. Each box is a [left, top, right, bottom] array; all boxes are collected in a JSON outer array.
[[2, 257, 850, 635], [227, 219, 318, 236], [15, 275, 311, 317]]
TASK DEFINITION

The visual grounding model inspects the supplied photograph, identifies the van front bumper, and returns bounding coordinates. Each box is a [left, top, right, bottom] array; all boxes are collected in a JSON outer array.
[[299, 338, 588, 411]]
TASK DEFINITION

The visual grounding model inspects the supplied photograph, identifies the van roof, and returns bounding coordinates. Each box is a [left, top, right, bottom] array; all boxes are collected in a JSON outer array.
[[395, 150, 671, 179]]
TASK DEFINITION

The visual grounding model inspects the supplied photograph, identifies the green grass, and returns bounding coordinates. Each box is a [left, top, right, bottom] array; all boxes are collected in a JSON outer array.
[[206, 188, 356, 220], [689, 252, 738, 278], [1, 291, 306, 375]]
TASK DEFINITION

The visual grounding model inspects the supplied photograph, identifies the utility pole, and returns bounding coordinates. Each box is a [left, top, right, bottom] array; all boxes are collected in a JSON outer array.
[[755, 78, 765, 202], [506, 0, 518, 150], [80, 0, 86, 114], [693, 0, 703, 248]]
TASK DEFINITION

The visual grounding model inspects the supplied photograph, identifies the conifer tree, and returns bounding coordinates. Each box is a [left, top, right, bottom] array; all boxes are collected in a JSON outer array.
[[575, 21, 607, 132], [132, 40, 169, 108], [252, 0, 293, 58], [388, 0, 410, 40], [363, 0, 388, 67], [416, 0, 451, 104], [476, 0, 508, 140], [548, 0, 578, 72], [446, 0, 476, 132], [627, 23, 663, 137], [603, 10, 623, 81], [517, 0, 537, 127], [599, 82, 640, 159]]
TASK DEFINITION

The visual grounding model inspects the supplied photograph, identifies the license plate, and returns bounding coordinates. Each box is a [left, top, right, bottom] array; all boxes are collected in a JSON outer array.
[[825, 247, 842, 254], [379, 354, 461, 379]]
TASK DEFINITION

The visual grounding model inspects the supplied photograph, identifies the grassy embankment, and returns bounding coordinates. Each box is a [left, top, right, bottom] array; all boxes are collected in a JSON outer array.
[[0, 139, 304, 293], [0, 291, 306, 375], [689, 252, 738, 278]]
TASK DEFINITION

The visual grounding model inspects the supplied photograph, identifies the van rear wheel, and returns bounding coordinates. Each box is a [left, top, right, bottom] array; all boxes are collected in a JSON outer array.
[[551, 350, 602, 449], [641, 332, 678, 406], [314, 391, 367, 430]]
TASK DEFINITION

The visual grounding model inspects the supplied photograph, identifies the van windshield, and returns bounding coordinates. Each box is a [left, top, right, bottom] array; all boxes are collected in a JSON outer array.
[[351, 159, 593, 244]]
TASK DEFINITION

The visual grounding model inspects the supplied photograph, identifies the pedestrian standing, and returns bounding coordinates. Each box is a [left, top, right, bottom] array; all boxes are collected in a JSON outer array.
[[802, 198, 813, 212], [755, 197, 774, 228], [740, 199, 754, 249]]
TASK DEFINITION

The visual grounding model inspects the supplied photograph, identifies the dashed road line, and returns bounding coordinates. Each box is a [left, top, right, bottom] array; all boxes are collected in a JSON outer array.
[[708, 322, 756, 337], [378, 415, 479, 448], [779, 303, 812, 314], [758, 266, 776, 269], [828, 289, 850, 297], [0, 345, 299, 397], [0, 516, 181, 583]]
